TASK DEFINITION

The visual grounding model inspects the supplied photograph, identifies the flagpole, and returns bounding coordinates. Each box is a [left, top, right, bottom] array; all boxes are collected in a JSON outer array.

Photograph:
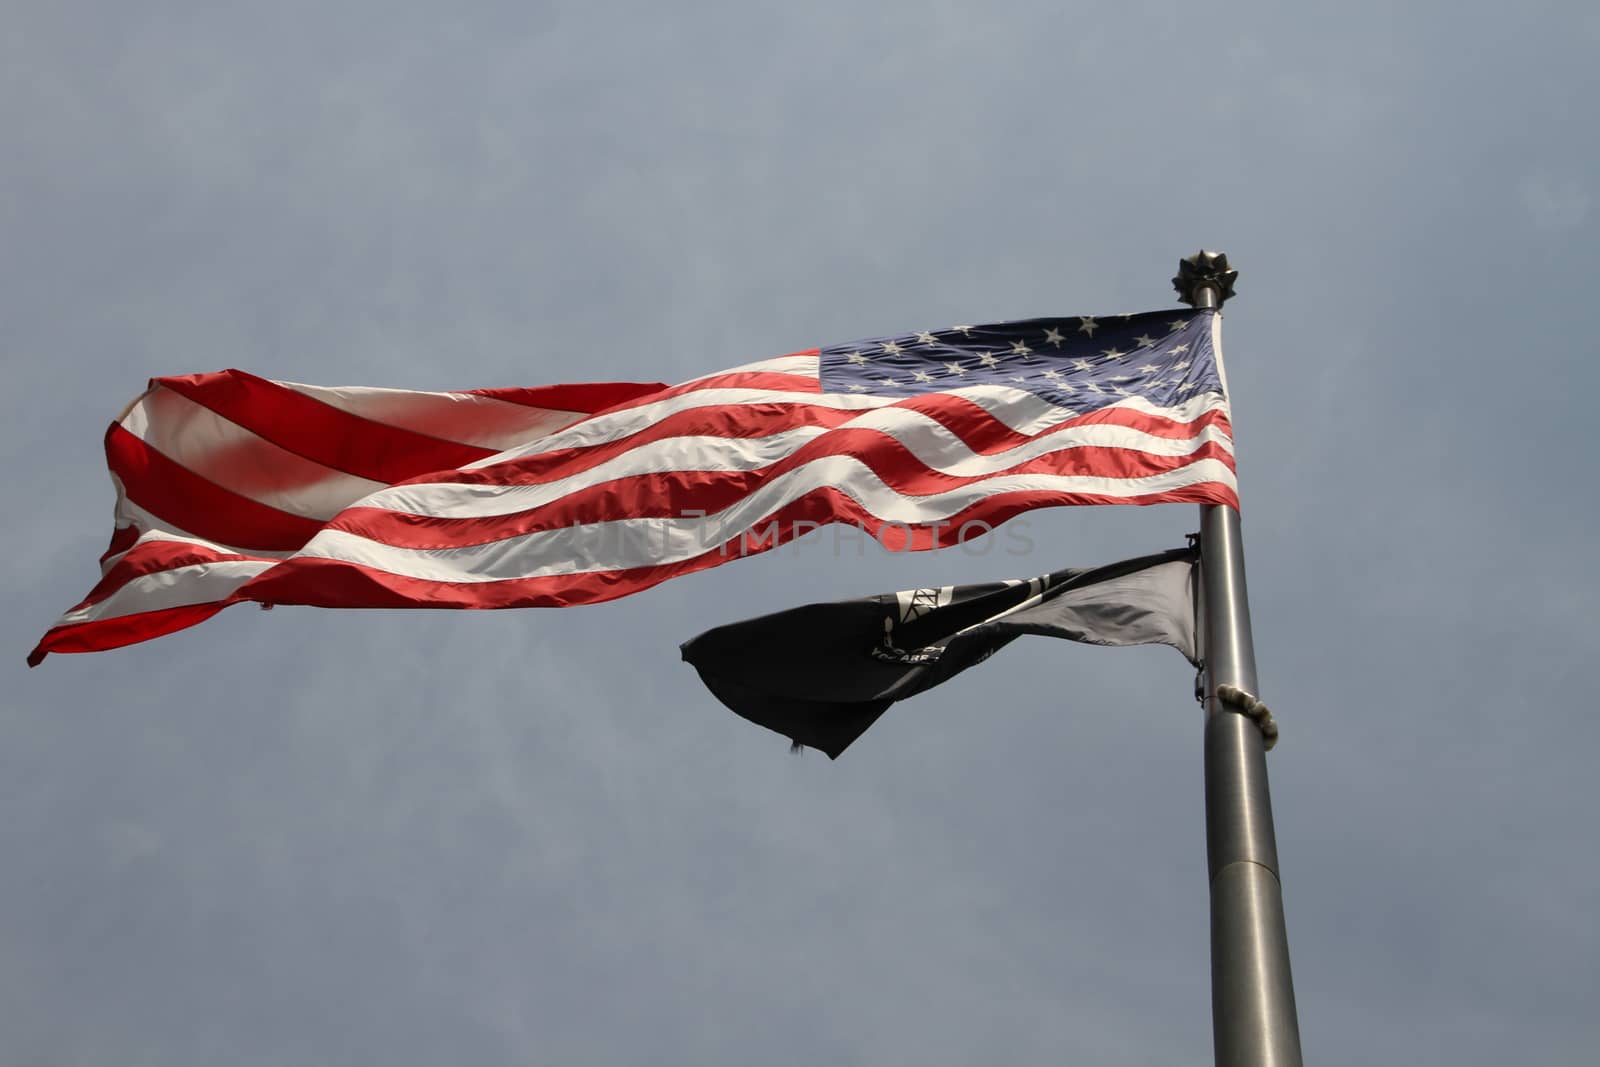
[[1175, 252, 1304, 1067]]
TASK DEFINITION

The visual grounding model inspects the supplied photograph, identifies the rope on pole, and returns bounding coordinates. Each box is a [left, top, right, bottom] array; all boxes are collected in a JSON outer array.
[[1215, 683, 1279, 751]]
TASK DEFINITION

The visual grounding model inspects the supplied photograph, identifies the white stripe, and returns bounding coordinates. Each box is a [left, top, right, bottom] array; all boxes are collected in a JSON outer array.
[[121, 386, 388, 521], [278, 380, 592, 451], [1209, 310, 1232, 404], [355, 407, 1231, 521], [930, 386, 1228, 438], [116, 527, 290, 566], [55, 560, 274, 625], [293, 457, 1238, 582], [372, 429, 828, 517], [102, 495, 297, 572], [463, 385, 895, 468]]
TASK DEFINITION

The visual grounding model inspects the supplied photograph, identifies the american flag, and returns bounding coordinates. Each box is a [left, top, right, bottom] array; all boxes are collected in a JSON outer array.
[[29, 308, 1236, 665]]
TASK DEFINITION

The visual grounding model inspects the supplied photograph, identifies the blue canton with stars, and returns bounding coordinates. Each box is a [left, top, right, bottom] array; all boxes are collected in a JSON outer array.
[[818, 308, 1224, 416]]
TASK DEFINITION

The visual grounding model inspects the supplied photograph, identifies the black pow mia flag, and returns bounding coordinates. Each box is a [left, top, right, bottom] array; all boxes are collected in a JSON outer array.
[[681, 547, 1198, 758]]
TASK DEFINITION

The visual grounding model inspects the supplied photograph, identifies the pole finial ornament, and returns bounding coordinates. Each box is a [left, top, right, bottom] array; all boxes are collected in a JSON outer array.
[[1172, 250, 1238, 308]]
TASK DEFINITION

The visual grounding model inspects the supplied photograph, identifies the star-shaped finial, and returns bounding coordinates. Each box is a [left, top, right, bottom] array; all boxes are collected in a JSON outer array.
[[1172, 250, 1238, 307]]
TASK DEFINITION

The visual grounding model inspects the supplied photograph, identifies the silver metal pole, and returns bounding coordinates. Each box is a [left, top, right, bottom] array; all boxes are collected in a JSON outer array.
[[1174, 251, 1303, 1067]]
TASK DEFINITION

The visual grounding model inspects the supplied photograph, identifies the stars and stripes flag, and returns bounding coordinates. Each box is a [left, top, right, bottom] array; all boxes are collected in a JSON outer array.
[[29, 309, 1236, 665]]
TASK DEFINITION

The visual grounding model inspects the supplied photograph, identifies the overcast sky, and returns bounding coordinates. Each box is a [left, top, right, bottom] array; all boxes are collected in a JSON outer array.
[[5, 2, 1598, 1064]]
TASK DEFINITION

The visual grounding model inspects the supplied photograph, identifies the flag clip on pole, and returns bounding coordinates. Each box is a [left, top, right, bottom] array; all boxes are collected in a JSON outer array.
[[1174, 252, 1305, 1067]]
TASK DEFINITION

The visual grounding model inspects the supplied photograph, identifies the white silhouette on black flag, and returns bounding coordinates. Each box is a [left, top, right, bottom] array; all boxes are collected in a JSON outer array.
[[681, 547, 1199, 758]]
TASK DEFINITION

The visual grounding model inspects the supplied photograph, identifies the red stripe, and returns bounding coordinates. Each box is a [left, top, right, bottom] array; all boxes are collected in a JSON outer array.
[[235, 480, 1238, 612], [99, 525, 141, 567], [70, 538, 269, 612], [658, 369, 823, 396], [327, 431, 1236, 549], [463, 381, 669, 413], [874, 393, 1232, 458], [730, 481, 1240, 552], [435, 402, 864, 487], [581, 363, 823, 416], [28, 602, 235, 666], [106, 424, 327, 552], [441, 392, 1229, 487], [1034, 403, 1231, 442], [157, 371, 501, 483]]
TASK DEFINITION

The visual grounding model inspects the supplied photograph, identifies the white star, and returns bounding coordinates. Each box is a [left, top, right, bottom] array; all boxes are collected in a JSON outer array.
[[1010, 340, 1032, 356], [846, 383, 870, 392], [1041, 369, 1063, 381], [1113, 385, 1131, 396], [1084, 381, 1103, 393], [916, 331, 938, 345], [1071, 358, 1093, 372], [1134, 334, 1156, 348], [1078, 316, 1099, 336], [1149, 379, 1168, 388], [1177, 381, 1196, 394], [1101, 347, 1125, 360], [977, 351, 1001, 367], [951, 325, 974, 337], [845, 351, 869, 365], [1170, 343, 1190, 355], [1010, 375, 1027, 383], [1174, 358, 1192, 369], [1168, 318, 1190, 333], [943, 362, 967, 376], [912, 369, 934, 383], [1139, 364, 1160, 374], [1043, 327, 1065, 347], [879, 377, 898, 388], [881, 340, 904, 356], [1109, 375, 1134, 383]]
